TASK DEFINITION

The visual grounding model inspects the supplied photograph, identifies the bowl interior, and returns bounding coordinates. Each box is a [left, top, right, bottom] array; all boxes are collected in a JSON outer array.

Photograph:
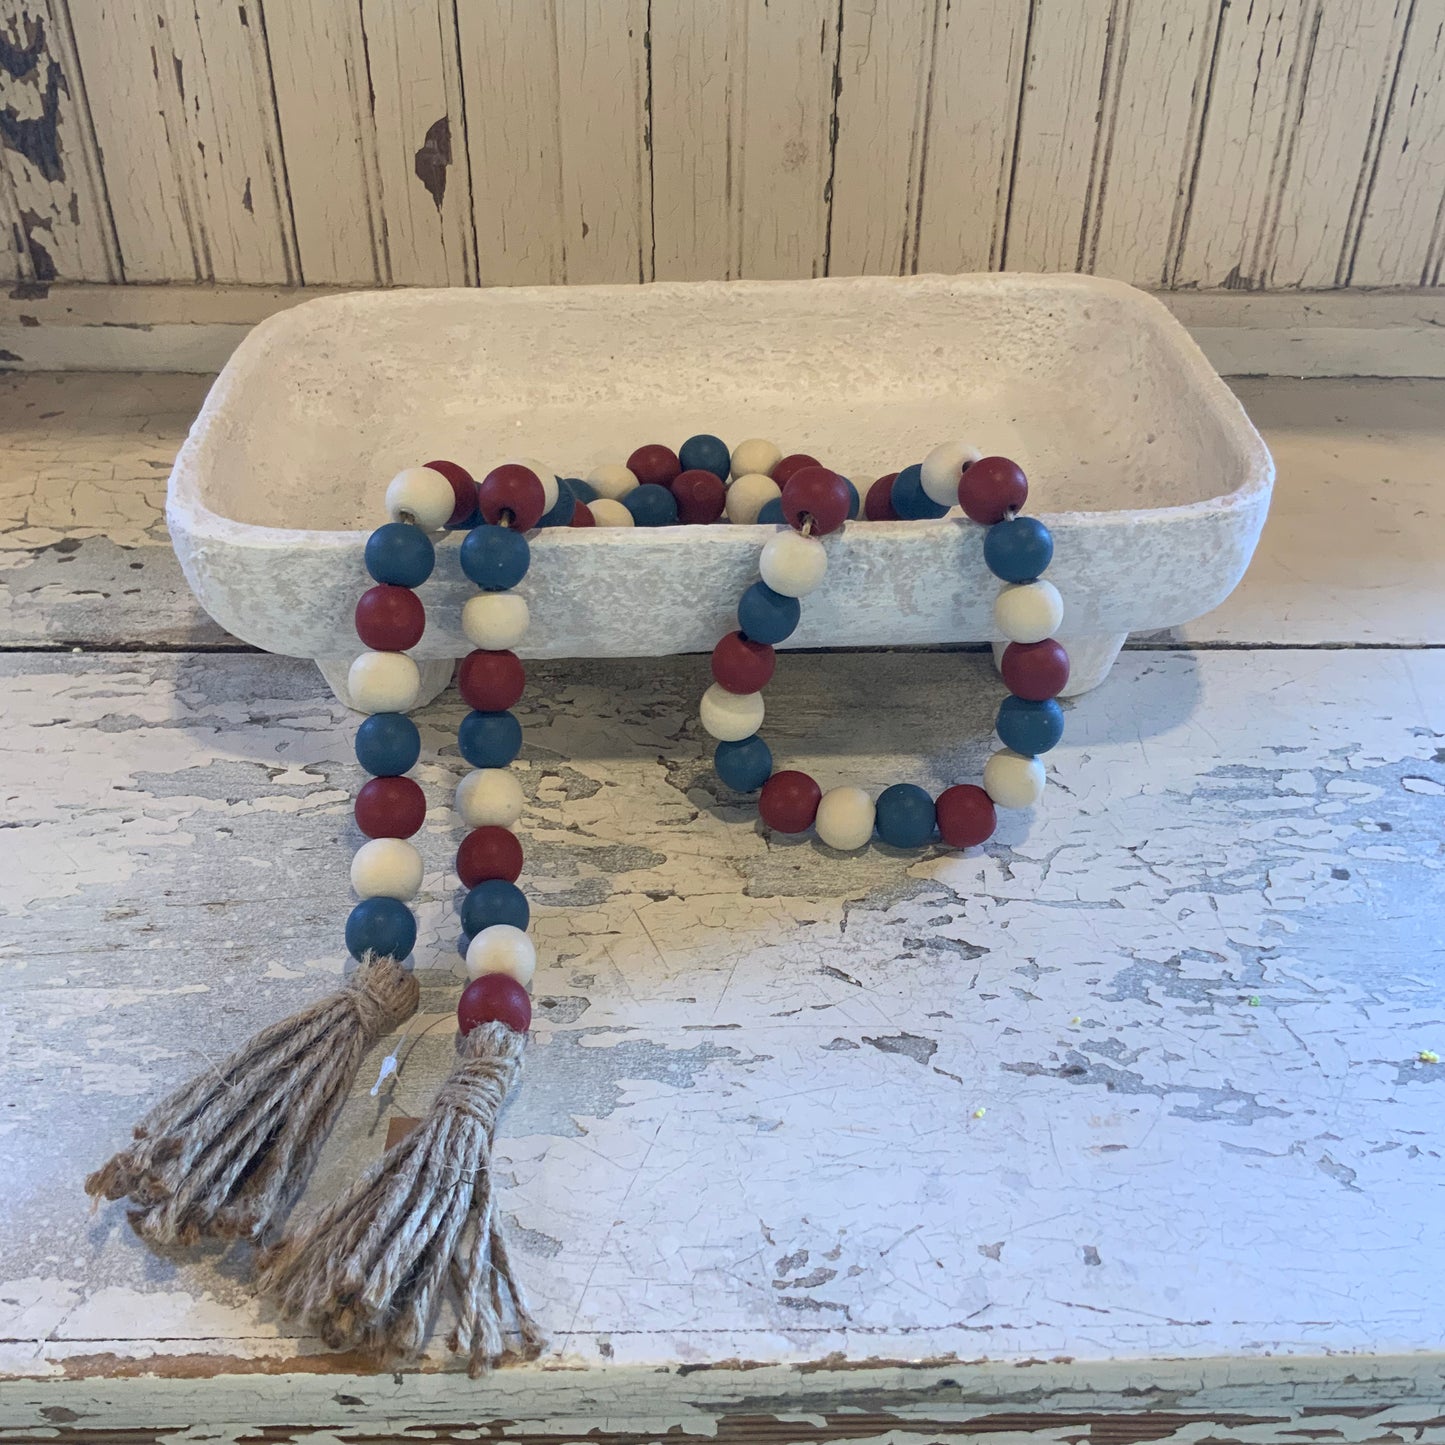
[[189, 276, 1253, 530]]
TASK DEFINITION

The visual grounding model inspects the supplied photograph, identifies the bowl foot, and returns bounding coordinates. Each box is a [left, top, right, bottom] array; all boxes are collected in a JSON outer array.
[[991, 633, 1125, 697], [316, 656, 457, 713]]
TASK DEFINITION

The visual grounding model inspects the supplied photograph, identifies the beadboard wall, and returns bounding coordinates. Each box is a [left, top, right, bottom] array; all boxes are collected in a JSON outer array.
[[1, 0, 1443, 292]]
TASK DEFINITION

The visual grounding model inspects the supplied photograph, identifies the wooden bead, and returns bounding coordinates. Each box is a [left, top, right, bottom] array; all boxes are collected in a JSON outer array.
[[462, 592, 530, 651], [457, 826, 523, 886], [350, 837, 424, 900], [587, 463, 639, 499], [935, 784, 996, 848], [711, 631, 775, 694], [627, 444, 681, 488], [478, 464, 545, 531], [588, 498, 635, 527], [959, 455, 1028, 524], [773, 453, 821, 485], [515, 457, 560, 515], [730, 438, 782, 480], [874, 782, 936, 847], [458, 972, 532, 1036], [891, 463, 948, 520], [355, 585, 425, 651], [815, 786, 875, 850], [385, 465, 456, 531], [994, 580, 1064, 643], [458, 649, 524, 712], [461, 878, 529, 936], [570, 500, 596, 526], [672, 469, 727, 524], [983, 748, 1046, 809], [348, 650, 421, 713], [460, 525, 530, 590], [423, 459, 478, 527], [759, 530, 827, 596], [365, 522, 434, 587], [623, 483, 679, 526], [346, 897, 416, 963], [920, 440, 981, 507], [464, 923, 537, 985], [355, 775, 426, 839], [759, 770, 822, 833], [700, 682, 765, 741], [456, 768, 525, 828], [781, 467, 851, 535], [984, 515, 1053, 581], [1001, 639, 1070, 699], [679, 434, 732, 480], [726, 473, 781, 525], [865, 474, 900, 520]]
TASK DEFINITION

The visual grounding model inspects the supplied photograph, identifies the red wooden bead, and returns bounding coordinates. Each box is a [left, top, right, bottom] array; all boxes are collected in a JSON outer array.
[[457, 825, 524, 886], [627, 444, 681, 488], [355, 775, 426, 839], [425, 459, 478, 527], [781, 466, 852, 535], [958, 455, 1028, 524], [459, 649, 525, 711], [935, 784, 997, 849], [711, 631, 776, 694], [354, 584, 425, 651], [478, 464, 546, 530], [759, 770, 822, 834], [1001, 639, 1070, 701], [458, 973, 532, 1036], [865, 473, 900, 521], [672, 468, 727, 524], [773, 453, 820, 485], [569, 500, 595, 526]]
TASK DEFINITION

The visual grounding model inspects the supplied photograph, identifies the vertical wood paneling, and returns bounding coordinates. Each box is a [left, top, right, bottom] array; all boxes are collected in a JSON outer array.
[[649, 0, 743, 281], [736, 0, 840, 280], [1087, 0, 1218, 286], [458, 0, 565, 286], [363, 0, 474, 286], [554, 0, 651, 284], [913, 0, 1029, 274], [264, 0, 382, 285], [827, 0, 935, 276], [1350, 5, 1445, 287], [1003, 0, 1117, 272]]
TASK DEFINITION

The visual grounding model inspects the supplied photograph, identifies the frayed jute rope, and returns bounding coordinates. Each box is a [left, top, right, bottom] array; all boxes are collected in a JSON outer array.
[[85, 954, 419, 1247], [258, 1022, 541, 1376]]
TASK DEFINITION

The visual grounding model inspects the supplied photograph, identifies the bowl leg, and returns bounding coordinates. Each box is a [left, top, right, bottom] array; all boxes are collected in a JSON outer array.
[[316, 656, 457, 713], [990, 633, 1126, 698]]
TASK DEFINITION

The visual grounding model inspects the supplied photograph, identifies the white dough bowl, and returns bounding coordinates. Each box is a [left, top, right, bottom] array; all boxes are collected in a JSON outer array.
[[166, 274, 1272, 705]]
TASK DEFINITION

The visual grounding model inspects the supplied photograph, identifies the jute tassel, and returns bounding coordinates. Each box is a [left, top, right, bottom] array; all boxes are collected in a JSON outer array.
[[86, 954, 419, 1247], [258, 1021, 542, 1376]]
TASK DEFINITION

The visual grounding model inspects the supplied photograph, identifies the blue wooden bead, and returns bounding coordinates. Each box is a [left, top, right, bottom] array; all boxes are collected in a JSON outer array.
[[354, 712, 421, 776], [738, 581, 800, 644], [365, 521, 435, 586], [679, 434, 731, 480], [890, 464, 949, 520], [624, 482, 680, 526], [537, 477, 575, 528], [345, 897, 416, 962], [984, 515, 1054, 581], [996, 695, 1064, 754], [842, 477, 861, 519], [460, 524, 530, 590], [756, 496, 785, 524], [567, 476, 598, 503], [715, 734, 773, 792], [461, 878, 530, 936], [875, 782, 937, 847], [458, 709, 522, 769]]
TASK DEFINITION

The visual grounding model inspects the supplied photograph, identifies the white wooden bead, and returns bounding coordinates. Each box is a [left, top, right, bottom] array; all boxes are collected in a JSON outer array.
[[588, 498, 635, 527], [350, 838, 424, 901], [700, 682, 764, 741], [994, 580, 1065, 644], [348, 651, 421, 713], [456, 768, 525, 827], [759, 531, 827, 597], [385, 465, 456, 531], [983, 748, 1046, 809], [462, 591, 529, 650], [587, 462, 639, 500], [920, 440, 983, 507], [465, 924, 537, 985], [514, 456, 559, 514], [726, 473, 782, 525], [730, 438, 783, 480], [815, 786, 876, 851]]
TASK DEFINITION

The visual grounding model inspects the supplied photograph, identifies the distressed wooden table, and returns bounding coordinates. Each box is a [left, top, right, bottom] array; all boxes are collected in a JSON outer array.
[[2, 376, 1443, 1443]]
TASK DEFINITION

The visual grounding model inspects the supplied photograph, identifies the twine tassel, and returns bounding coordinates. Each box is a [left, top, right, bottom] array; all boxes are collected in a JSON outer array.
[[259, 1021, 542, 1376], [85, 955, 418, 1247]]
